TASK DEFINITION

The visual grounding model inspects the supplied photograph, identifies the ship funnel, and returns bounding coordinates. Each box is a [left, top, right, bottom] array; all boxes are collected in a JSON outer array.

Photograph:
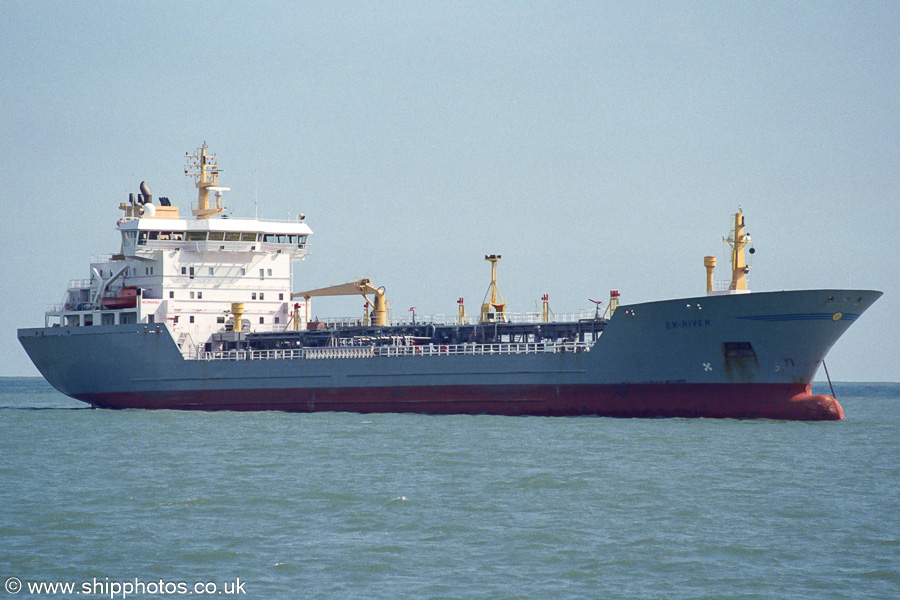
[[139, 181, 153, 204]]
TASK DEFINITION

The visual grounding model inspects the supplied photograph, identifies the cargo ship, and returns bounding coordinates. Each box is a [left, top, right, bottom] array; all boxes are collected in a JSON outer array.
[[18, 145, 881, 420]]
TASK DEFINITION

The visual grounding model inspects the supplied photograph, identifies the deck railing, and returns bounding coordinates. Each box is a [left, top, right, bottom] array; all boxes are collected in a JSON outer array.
[[317, 310, 600, 328], [191, 340, 592, 362]]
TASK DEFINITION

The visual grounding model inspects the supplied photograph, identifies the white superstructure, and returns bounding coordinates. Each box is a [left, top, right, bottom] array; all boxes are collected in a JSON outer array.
[[47, 144, 314, 354]]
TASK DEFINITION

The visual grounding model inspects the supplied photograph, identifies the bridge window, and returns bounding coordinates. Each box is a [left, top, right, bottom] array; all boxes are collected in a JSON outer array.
[[186, 231, 207, 241], [208, 231, 225, 241]]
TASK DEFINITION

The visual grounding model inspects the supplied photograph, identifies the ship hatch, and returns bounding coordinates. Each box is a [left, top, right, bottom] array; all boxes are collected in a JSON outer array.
[[723, 342, 756, 360]]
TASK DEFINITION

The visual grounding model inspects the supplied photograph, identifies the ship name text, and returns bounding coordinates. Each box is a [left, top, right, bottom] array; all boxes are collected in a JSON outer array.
[[666, 319, 712, 330]]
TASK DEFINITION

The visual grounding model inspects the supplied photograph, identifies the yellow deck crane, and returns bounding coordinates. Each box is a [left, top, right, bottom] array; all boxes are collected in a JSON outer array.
[[290, 278, 388, 330]]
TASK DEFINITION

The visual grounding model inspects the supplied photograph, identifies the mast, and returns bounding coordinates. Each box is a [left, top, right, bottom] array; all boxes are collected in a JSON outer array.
[[724, 206, 751, 291], [185, 143, 228, 219], [480, 254, 507, 323]]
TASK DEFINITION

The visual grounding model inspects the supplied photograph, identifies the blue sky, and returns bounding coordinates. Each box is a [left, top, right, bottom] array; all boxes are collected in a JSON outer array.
[[1, 1, 897, 380]]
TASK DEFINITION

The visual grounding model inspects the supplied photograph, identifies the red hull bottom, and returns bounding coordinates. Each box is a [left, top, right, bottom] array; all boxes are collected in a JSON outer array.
[[77, 383, 844, 421]]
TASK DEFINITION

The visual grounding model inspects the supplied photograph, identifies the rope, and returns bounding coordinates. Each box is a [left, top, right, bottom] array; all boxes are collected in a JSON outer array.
[[823, 360, 836, 398]]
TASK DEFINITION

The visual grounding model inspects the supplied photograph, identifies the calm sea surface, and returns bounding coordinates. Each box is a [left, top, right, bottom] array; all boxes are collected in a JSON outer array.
[[0, 378, 897, 600]]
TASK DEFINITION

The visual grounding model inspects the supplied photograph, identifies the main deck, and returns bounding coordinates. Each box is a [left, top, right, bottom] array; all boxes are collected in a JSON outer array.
[[206, 316, 607, 356]]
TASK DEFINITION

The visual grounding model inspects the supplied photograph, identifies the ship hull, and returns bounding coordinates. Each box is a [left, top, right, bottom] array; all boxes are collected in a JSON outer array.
[[74, 382, 841, 420], [18, 289, 882, 420]]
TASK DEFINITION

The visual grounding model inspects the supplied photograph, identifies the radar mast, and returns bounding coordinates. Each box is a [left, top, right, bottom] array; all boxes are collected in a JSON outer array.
[[185, 143, 228, 219]]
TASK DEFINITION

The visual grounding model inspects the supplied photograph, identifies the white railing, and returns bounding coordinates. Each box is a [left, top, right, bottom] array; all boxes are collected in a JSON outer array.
[[67, 279, 93, 290], [317, 310, 602, 328], [191, 340, 592, 362], [713, 277, 752, 291]]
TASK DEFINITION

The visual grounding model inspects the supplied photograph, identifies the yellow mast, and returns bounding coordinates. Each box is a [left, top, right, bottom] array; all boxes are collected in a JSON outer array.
[[541, 294, 554, 323], [724, 207, 751, 291], [608, 290, 620, 317], [480, 255, 507, 323], [457, 298, 468, 325], [185, 143, 226, 219]]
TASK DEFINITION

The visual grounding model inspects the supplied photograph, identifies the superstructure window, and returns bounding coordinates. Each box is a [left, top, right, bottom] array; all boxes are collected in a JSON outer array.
[[208, 231, 225, 241], [241, 232, 257, 242], [186, 231, 207, 241], [225, 232, 241, 242]]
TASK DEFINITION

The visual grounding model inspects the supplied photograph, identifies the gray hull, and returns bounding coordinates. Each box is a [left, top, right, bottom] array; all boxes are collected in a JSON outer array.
[[19, 289, 882, 419]]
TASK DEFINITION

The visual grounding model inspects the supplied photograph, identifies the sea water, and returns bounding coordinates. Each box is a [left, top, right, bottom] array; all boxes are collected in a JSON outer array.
[[0, 378, 897, 600]]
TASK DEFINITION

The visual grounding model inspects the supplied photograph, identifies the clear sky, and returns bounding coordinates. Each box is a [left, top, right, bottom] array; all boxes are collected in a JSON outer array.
[[1, 1, 897, 381]]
